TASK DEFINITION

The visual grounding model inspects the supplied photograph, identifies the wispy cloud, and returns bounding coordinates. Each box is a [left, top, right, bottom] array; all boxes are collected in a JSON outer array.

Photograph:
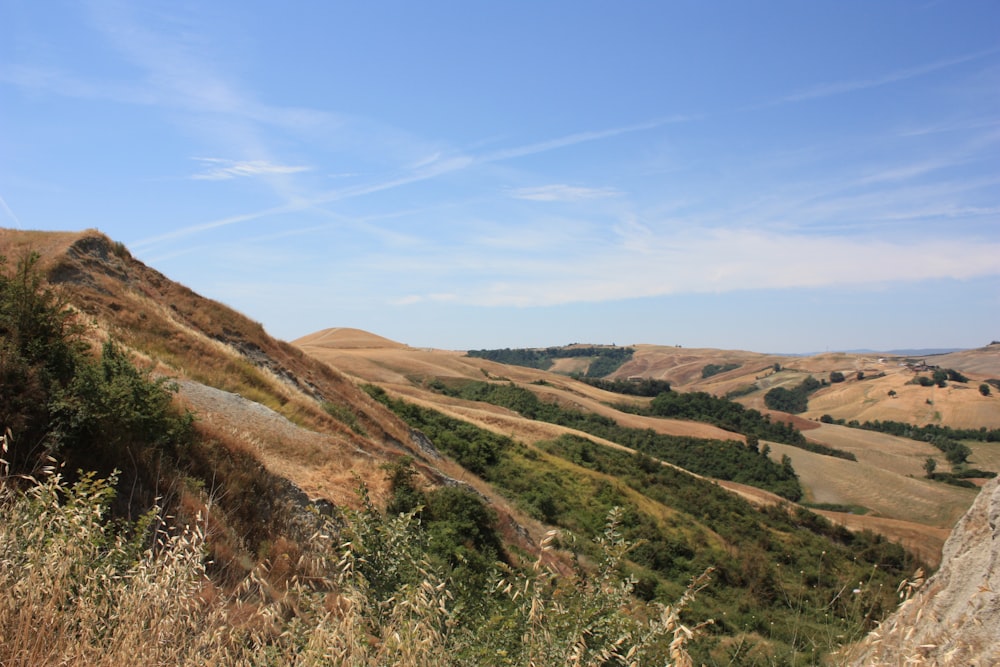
[[483, 116, 693, 162], [779, 48, 999, 104], [0, 194, 23, 229], [896, 116, 1000, 137], [190, 157, 311, 181], [390, 229, 1000, 308], [133, 117, 669, 248], [510, 184, 621, 202]]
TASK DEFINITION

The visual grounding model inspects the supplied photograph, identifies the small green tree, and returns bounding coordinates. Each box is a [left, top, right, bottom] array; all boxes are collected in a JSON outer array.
[[829, 371, 845, 383], [923, 457, 937, 478], [980, 383, 992, 397]]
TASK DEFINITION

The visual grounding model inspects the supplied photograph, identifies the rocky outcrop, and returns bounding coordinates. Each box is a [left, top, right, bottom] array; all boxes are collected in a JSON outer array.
[[846, 476, 1000, 666]]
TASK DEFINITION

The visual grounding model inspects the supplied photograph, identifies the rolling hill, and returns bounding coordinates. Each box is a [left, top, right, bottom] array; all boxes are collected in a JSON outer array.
[[3, 227, 997, 664]]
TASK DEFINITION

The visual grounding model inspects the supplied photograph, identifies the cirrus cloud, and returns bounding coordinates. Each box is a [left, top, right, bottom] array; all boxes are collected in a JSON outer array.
[[510, 184, 622, 202], [190, 157, 311, 181]]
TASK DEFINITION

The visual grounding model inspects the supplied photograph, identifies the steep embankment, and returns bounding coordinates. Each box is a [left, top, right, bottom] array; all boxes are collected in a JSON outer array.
[[0, 229, 529, 529]]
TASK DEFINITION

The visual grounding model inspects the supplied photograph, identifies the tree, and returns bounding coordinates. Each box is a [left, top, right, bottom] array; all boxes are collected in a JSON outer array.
[[829, 371, 845, 383], [923, 457, 937, 478], [888, 390, 897, 398], [980, 383, 992, 397]]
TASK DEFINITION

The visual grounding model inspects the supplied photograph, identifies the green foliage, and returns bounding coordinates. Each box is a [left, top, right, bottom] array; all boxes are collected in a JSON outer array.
[[49, 341, 193, 477], [923, 457, 936, 477], [640, 388, 855, 460], [829, 370, 845, 383], [724, 383, 758, 398], [1, 252, 192, 481], [367, 385, 513, 478], [763, 376, 821, 414], [980, 383, 992, 397], [382, 457, 504, 592], [466, 345, 635, 377], [946, 368, 968, 383], [321, 399, 366, 434], [365, 387, 917, 663], [702, 362, 741, 378], [0, 252, 84, 472], [431, 380, 804, 499], [576, 376, 673, 396]]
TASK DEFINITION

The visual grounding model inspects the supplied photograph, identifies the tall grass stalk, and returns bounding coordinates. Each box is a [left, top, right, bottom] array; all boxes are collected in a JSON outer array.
[[0, 452, 712, 666]]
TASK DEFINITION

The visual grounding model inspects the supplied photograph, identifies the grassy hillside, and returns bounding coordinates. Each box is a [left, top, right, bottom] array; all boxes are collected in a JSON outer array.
[[3, 228, 988, 664]]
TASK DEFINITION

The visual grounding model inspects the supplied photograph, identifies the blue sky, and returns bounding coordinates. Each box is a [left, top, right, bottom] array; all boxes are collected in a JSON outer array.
[[2, 1, 999, 353]]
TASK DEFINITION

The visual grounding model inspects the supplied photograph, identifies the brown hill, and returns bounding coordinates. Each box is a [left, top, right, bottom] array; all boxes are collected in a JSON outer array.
[[0, 228, 546, 567], [919, 344, 1000, 377]]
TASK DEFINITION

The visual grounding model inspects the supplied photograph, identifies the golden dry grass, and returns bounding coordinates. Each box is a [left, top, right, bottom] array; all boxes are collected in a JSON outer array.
[[0, 463, 710, 667]]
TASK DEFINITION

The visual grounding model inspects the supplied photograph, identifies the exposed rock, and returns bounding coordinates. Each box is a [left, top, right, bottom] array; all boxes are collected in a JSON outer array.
[[845, 476, 1000, 666], [409, 428, 443, 460]]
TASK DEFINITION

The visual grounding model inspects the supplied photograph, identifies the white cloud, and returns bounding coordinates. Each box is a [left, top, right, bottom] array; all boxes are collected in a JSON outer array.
[[391, 293, 458, 306], [386, 228, 1000, 308], [190, 157, 311, 181], [510, 184, 621, 202]]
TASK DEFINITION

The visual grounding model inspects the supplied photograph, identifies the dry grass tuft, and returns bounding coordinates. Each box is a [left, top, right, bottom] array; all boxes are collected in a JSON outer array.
[[0, 448, 712, 666]]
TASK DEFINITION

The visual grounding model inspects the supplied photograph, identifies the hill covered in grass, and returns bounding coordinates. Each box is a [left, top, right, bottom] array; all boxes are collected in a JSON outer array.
[[4, 227, 989, 664]]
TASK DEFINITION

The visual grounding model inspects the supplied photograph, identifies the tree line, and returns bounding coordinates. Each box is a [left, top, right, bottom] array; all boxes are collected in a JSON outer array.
[[428, 380, 803, 500], [466, 346, 634, 376]]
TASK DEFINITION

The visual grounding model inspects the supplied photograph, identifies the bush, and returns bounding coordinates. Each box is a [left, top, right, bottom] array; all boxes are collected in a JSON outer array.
[[763, 376, 821, 414], [702, 363, 741, 379]]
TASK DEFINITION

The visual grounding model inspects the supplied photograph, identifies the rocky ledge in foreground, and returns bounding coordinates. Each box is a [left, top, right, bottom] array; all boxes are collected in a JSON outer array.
[[846, 475, 1000, 666]]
